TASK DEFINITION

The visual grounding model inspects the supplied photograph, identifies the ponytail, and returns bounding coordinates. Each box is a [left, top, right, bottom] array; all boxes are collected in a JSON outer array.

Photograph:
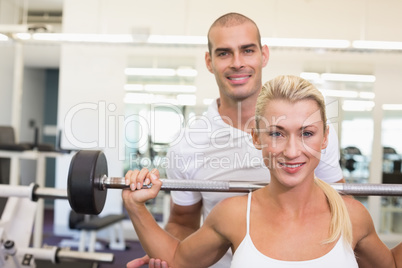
[[314, 177, 353, 246]]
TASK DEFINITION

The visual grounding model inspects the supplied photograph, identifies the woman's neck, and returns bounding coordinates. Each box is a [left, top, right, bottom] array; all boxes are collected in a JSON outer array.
[[263, 178, 326, 217]]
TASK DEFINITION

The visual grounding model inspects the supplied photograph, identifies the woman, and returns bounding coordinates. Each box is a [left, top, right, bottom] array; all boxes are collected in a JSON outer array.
[[122, 75, 401, 267]]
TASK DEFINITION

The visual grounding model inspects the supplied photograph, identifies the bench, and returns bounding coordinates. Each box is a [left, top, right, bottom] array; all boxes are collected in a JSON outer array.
[[68, 211, 126, 252]]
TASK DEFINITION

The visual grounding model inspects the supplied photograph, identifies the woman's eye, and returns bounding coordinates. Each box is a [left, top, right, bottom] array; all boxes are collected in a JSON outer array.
[[269, 131, 281, 137], [302, 131, 313, 137]]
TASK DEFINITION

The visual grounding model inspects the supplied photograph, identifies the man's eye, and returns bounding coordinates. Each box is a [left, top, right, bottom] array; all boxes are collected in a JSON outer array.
[[218, 52, 228, 57]]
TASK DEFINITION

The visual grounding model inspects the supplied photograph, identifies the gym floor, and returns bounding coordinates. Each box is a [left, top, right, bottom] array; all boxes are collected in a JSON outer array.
[[40, 209, 147, 268]]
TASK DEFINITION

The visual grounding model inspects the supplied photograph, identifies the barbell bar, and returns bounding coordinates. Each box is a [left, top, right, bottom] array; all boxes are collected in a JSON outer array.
[[66, 150, 402, 214], [101, 176, 402, 196], [2, 150, 402, 215], [108, 177, 402, 196]]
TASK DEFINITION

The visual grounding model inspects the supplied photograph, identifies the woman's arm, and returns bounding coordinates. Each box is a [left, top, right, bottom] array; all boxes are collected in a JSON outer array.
[[122, 168, 231, 267], [350, 198, 397, 268], [391, 243, 402, 267]]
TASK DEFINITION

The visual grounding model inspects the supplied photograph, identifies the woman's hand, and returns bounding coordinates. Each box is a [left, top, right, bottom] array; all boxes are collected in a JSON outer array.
[[122, 168, 162, 208]]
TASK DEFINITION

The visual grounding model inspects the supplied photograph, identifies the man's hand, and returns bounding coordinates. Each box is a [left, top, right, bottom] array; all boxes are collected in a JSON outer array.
[[126, 255, 149, 268], [126, 255, 171, 268]]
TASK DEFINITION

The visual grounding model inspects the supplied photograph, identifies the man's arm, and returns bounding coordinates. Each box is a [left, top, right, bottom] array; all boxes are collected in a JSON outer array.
[[165, 199, 203, 240], [336, 177, 346, 183]]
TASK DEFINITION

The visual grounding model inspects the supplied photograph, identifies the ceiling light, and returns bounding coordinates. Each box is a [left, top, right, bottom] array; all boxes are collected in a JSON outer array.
[[125, 68, 176, 76], [14, 33, 31, 40], [300, 72, 321, 80], [382, 104, 402, 111], [147, 35, 207, 45], [301, 72, 375, 83], [0, 33, 9, 41], [319, 89, 375, 100], [320, 89, 359, 98], [124, 93, 155, 104], [353, 40, 402, 50], [32, 33, 133, 43], [124, 84, 144, 91], [124, 83, 196, 93], [125, 92, 198, 105], [262, 38, 350, 49], [8, 31, 402, 53], [144, 84, 196, 93], [124, 93, 179, 105], [342, 100, 375, 111], [359, 92, 375, 99], [321, 73, 375, 83], [177, 94, 196, 106], [176, 68, 198, 77], [125, 67, 197, 77]]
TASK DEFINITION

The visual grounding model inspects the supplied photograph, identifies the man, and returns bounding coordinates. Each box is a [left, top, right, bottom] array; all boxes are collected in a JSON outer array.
[[128, 12, 344, 268]]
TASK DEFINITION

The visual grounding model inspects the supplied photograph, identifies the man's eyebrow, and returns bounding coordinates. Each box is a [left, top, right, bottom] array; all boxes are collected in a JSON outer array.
[[240, 43, 258, 50], [213, 43, 258, 54], [214, 47, 232, 54]]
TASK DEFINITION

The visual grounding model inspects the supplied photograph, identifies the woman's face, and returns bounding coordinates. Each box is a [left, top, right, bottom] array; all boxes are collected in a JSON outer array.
[[252, 99, 328, 188]]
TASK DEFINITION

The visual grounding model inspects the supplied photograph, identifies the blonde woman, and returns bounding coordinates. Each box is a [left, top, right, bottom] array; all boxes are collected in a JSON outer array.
[[123, 75, 402, 267]]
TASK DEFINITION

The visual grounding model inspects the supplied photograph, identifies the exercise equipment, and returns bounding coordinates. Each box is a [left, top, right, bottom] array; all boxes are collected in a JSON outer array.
[[2, 150, 402, 216], [0, 243, 114, 267], [0, 195, 114, 268], [66, 150, 402, 214], [66, 210, 126, 252]]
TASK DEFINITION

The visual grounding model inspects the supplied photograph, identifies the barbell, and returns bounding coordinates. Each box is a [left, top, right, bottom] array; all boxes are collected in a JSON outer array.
[[2, 150, 402, 215]]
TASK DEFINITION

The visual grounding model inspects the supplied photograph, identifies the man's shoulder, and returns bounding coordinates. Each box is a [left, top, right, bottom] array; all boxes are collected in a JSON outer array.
[[166, 132, 211, 163], [167, 114, 222, 154]]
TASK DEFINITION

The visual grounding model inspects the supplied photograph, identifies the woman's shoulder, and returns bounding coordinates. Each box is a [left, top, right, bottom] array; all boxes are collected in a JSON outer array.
[[214, 194, 249, 212], [205, 194, 249, 242], [342, 195, 373, 241], [207, 194, 249, 224], [342, 195, 369, 215], [342, 195, 371, 219]]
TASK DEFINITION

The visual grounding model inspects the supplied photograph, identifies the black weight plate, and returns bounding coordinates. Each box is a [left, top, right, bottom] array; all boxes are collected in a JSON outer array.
[[67, 150, 108, 215]]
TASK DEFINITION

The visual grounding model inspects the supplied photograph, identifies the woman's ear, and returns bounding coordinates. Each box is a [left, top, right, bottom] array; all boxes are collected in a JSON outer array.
[[321, 126, 329, 150], [252, 128, 263, 150]]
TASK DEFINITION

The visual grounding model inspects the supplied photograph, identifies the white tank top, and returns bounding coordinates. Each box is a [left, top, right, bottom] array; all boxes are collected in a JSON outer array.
[[231, 193, 359, 268]]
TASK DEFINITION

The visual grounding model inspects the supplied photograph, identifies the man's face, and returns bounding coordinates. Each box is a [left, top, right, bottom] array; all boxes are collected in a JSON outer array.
[[205, 22, 269, 102]]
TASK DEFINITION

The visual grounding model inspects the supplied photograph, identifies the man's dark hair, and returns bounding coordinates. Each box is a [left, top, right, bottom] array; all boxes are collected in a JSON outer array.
[[207, 12, 262, 53]]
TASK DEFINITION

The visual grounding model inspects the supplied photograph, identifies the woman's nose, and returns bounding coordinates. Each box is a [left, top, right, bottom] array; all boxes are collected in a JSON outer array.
[[283, 136, 301, 159]]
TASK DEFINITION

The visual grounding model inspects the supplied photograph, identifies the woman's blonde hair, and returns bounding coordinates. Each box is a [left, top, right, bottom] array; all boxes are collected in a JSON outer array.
[[255, 75, 327, 132], [255, 75, 352, 245], [315, 178, 353, 245]]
